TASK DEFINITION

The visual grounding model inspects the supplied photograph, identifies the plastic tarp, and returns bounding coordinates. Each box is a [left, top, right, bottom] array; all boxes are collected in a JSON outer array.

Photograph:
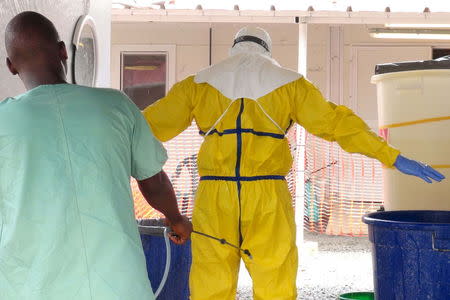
[[375, 55, 450, 75]]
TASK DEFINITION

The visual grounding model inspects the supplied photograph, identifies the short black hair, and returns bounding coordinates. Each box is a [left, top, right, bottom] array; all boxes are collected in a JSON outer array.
[[5, 11, 60, 61]]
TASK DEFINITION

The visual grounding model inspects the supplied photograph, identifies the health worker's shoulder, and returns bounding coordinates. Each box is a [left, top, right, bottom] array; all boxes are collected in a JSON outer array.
[[0, 97, 17, 107], [279, 77, 324, 98], [171, 75, 198, 92], [0, 90, 30, 111], [73, 85, 129, 102]]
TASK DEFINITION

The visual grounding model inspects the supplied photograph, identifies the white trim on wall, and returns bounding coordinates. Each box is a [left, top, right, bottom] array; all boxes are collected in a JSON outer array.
[[111, 44, 176, 91], [349, 45, 359, 112], [296, 23, 308, 246], [327, 25, 344, 105]]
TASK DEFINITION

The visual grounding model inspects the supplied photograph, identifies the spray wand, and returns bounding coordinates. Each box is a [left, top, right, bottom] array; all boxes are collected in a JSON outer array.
[[192, 230, 253, 260]]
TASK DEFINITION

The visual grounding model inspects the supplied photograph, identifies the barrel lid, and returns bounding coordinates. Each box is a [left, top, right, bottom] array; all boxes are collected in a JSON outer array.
[[363, 210, 450, 230], [375, 55, 450, 75], [137, 218, 167, 236]]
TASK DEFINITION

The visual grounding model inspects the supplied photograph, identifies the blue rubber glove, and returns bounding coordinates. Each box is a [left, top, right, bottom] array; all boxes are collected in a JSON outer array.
[[394, 155, 446, 183]]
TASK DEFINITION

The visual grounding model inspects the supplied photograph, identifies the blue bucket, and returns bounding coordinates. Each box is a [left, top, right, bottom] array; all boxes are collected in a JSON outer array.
[[138, 219, 191, 300], [363, 211, 450, 300]]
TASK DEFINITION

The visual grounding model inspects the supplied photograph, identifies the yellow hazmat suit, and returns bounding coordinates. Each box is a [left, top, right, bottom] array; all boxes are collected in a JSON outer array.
[[143, 74, 399, 299]]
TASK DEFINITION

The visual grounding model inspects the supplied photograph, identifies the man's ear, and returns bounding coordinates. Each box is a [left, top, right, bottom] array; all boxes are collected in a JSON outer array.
[[6, 57, 18, 75], [58, 41, 68, 61], [58, 41, 69, 76]]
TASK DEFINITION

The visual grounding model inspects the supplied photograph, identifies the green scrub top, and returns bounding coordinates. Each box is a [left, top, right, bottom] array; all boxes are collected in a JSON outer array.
[[0, 84, 167, 300]]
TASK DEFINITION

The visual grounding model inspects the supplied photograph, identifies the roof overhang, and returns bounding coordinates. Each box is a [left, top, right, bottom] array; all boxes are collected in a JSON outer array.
[[112, 8, 450, 25]]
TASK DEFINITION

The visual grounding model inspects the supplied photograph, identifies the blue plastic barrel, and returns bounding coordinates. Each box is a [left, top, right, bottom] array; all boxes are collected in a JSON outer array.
[[138, 219, 191, 300], [363, 211, 450, 300]]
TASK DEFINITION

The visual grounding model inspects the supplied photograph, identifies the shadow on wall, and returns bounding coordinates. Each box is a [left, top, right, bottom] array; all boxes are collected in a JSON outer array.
[[0, 0, 90, 99]]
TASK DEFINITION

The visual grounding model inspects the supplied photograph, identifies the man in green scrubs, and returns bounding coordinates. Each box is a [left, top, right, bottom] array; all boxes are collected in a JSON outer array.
[[0, 11, 192, 300]]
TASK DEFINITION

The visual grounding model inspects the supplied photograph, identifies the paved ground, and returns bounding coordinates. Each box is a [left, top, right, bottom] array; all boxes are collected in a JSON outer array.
[[237, 231, 374, 299]]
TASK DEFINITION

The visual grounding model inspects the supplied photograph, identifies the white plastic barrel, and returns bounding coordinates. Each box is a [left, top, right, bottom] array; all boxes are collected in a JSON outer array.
[[371, 69, 450, 211]]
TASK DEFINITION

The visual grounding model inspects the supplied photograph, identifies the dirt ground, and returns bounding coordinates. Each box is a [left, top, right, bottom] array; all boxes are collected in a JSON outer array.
[[237, 231, 374, 300]]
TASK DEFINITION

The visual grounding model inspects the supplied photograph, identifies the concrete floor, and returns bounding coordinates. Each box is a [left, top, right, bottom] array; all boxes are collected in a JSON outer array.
[[237, 231, 374, 299]]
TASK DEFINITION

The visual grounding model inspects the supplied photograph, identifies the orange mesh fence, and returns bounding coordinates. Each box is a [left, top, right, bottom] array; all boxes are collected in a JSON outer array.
[[133, 122, 202, 219], [303, 133, 384, 236]]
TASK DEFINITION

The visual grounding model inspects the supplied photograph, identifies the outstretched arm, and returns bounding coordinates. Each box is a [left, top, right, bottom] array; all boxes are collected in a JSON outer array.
[[138, 171, 193, 244], [290, 78, 444, 183]]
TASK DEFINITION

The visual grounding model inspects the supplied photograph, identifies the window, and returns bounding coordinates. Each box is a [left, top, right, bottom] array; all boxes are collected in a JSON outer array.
[[111, 44, 176, 99], [121, 52, 168, 110]]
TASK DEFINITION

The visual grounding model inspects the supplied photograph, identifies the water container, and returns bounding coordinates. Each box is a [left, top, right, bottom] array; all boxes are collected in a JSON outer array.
[[138, 219, 191, 300], [338, 292, 374, 300], [371, 58, 450, 211], [363, 210, 450, 300]]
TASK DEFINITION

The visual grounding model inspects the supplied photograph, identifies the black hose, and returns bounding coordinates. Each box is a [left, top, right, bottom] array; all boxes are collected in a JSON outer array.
[[193, 230, 253, 260]]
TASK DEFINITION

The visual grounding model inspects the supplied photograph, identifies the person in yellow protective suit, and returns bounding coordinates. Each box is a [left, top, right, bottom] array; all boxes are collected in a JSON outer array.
[[143, 27, 445, 300]]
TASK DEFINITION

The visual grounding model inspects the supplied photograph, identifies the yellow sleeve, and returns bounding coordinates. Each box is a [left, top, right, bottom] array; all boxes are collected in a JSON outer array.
[[289, 78, 400, 167], [143, 76, 195, 142]]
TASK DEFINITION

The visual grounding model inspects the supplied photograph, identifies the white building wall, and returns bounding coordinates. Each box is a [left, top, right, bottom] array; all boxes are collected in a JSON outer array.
[[0, 0, 112, 99], [306, 24, 329, 95], [307, 24, 450, 130], [89, 0, 112, 87], [111, 22, 299, 87]]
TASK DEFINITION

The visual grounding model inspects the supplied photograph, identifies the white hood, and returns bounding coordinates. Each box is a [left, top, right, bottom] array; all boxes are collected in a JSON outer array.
[[194, 52, 302, 100]]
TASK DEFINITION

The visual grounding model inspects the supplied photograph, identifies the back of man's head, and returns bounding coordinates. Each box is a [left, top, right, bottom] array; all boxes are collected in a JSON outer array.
[[5, 11, 67, 85]]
